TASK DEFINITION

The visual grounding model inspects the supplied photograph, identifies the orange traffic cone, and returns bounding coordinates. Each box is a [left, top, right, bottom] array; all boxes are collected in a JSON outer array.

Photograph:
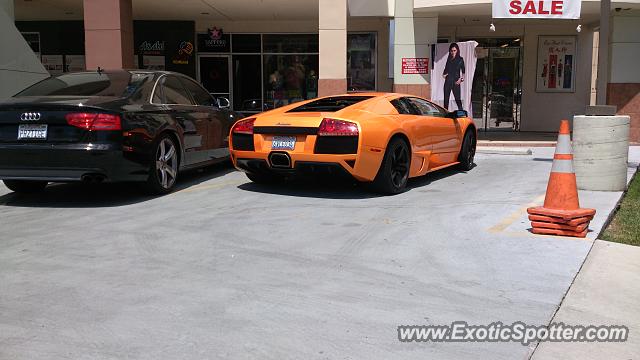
[[527, 120, 595, 238]]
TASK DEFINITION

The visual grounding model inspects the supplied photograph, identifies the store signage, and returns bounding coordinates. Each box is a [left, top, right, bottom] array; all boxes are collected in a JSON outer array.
[[401, 58, 429, 74], [198, 27, 230, 52], [172, 41, 194, 65], [139, 41, 165, 55], [492, 0, 581, 19]]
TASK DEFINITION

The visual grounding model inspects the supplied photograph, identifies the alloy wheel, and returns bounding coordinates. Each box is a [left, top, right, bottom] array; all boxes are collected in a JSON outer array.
[[390, 143, 409, 188], [155, 138, 178, 189]]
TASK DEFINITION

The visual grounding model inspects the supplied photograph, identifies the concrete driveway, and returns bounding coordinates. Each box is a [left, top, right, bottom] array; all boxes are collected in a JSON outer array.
[[0, 148, 638, 359]]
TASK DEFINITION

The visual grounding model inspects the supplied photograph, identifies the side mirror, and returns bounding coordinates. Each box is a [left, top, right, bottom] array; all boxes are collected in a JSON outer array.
[[447, 110, 468, 119], [217, 97, 231, 109]]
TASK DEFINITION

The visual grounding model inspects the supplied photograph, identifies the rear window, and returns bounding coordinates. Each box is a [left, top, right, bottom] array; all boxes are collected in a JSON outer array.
[[14, 72, 155, 98], [287, 96, 373, 112]]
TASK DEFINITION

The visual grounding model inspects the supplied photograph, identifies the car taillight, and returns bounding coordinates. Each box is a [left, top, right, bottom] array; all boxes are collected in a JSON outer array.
[[232, 118, 255, 134], [65, 113, 122, 131], [318, 118, 359, 136]]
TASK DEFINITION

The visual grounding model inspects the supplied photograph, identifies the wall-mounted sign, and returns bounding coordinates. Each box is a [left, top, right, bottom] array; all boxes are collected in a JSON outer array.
[[142, 55, 165, 70], [64, 55, 85, 72], [197, 27, 230, 53], [172, 41, 194, 65], [536, 35, 576, 92], [401, 57, 429, 74], [493, 0, 581, 19], [139, 40, 165, 55], [41, 55, 64, 75]]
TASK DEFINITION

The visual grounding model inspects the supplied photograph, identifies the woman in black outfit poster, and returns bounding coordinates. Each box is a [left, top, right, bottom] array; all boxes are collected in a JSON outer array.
[[442, 43, 465, 110]]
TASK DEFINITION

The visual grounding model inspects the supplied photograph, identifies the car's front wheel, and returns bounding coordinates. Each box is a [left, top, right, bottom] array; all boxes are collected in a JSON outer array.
[[457, 129, 476, 171], [145, 134, 179, 194], [3, 180, 48, 193], [369, 137, 410, 194]]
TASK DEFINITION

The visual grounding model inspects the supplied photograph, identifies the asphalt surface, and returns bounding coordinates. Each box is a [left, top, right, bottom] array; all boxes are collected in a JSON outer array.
[[0, 148, 638, 359]]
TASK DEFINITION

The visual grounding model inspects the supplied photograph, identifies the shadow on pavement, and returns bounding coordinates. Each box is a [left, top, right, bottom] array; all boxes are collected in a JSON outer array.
[[237, 165, 464, 199], [0, 161, 235, 208]]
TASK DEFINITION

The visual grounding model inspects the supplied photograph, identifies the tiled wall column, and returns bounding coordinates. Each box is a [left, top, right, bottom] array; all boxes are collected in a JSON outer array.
[[392, 0, 437, 98], [83, 0, 134, 70], [607, 12, 640, 143], [318, 0, 347, 96]]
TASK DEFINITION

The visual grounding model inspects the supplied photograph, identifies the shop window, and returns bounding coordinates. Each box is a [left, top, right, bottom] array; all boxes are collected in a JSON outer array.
[[232, 34, 261, 53], [233, 55, 263, 111], [263, 55, 318, 109], [263, 34, 318, 53], [347, 33, 376, 91]]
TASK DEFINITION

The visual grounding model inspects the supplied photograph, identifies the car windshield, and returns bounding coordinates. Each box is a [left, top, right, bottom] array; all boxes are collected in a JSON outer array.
[[287, 96, 373, 112], [14, 72, 155, 98]]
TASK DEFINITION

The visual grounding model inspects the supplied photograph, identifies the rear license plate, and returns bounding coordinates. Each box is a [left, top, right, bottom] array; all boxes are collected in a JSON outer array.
[[17, 124, 48, 140], [272, 136, 296, 150]]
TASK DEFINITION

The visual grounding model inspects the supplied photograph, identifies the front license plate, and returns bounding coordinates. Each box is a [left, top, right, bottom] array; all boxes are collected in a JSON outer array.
[[17, 124, 48, 140], [272, 136, 296, 150]]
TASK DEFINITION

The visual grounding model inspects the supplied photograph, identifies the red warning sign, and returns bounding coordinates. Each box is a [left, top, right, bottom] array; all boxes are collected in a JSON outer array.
[[401, 58, 429, 74]]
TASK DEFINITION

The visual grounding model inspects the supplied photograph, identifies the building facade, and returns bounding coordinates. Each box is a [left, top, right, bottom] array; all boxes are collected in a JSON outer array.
[[2, 0, 640, 141]]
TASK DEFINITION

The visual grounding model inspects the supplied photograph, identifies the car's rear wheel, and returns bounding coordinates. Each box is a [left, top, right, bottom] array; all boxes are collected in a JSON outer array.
[[3, 180, 48, 193], [458, 129, 476, 171], [145, 134, 179, 194], [369, 137, 410, 194], [246, 172, 283, 184]]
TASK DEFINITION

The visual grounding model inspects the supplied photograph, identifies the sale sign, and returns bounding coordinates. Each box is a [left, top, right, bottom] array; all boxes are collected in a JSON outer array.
[[493, 0, 581, 19], [401, 58, 429, 74]]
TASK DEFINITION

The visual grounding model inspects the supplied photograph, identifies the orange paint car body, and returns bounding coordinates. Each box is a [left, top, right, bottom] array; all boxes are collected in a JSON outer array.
[[229, 93, 476, 183]]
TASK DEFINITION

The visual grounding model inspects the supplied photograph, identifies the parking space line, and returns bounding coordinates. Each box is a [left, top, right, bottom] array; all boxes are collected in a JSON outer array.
[[487, 194, 546, 233]]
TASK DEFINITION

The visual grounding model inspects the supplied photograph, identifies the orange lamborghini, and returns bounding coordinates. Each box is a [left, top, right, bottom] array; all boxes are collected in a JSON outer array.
[[229, 93, 476, 194]]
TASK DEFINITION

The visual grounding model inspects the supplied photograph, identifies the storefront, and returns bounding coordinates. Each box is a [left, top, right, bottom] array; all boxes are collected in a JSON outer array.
[[195, 30, 378, 113], [8, 0, 640, 141]]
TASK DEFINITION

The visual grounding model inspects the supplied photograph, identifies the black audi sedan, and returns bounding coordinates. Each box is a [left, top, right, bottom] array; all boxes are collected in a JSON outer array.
[[0, 70, 240, 194]]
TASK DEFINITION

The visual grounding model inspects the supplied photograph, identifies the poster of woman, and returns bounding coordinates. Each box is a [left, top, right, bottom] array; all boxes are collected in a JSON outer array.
[[536, 36, 576, 92], [431, 41, 478, 113]]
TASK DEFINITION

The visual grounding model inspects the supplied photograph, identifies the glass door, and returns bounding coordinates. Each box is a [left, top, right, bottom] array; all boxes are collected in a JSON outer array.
[[198, 55, 231, 105], [470, 46, 522, 131], [487, 47, 521, 130]]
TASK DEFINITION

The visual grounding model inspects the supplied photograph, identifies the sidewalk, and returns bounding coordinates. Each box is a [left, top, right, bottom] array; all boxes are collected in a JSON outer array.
[[531, 240, 640, 359]]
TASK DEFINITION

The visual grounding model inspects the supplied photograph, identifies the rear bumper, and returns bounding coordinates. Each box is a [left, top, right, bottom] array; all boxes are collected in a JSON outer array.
[[231, 148, 381, 181], [0, 143, 149, 182], [236, 158, 354, 180]]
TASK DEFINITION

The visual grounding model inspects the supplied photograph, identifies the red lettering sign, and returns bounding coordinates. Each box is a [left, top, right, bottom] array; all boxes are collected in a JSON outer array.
[[402, 58, 429, 75], [507, 0, 565, 15]]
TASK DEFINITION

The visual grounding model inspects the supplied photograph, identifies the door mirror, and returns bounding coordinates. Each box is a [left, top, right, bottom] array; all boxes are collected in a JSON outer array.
[[446, 110, 468, 119], [217, 97, 231, 109]]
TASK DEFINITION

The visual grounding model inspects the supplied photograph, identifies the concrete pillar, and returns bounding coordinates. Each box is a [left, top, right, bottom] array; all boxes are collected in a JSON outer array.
[[318, 0, 347, 96], [1, 0, 13, 20], [392, 0, 437, 98], [0, 0, 49, 99], [83, 0, 134, 70], [596, 0, 611, 105], [606, 11, 640, 143]]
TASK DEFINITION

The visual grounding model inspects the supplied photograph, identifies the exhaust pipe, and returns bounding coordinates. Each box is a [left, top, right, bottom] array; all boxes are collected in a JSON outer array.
[[81, 173, 106, 183], [269, 152, 292, 168]]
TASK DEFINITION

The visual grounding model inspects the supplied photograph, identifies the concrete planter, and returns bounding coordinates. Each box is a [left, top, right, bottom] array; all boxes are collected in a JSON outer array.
[[573, 115, 630, 191]]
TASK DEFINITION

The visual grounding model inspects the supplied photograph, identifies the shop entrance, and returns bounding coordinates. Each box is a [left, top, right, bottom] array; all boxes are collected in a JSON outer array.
[[198, 55, 232, 105], [469, 40, 523, 131]]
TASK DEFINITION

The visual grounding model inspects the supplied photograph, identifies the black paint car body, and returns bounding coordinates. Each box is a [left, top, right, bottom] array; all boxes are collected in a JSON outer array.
[[0, 70, 239, 193]]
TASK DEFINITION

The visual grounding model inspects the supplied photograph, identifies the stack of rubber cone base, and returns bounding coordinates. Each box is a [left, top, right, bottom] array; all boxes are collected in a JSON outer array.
[[527, 212, 594, 237], [526, 119, 595, 238]]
